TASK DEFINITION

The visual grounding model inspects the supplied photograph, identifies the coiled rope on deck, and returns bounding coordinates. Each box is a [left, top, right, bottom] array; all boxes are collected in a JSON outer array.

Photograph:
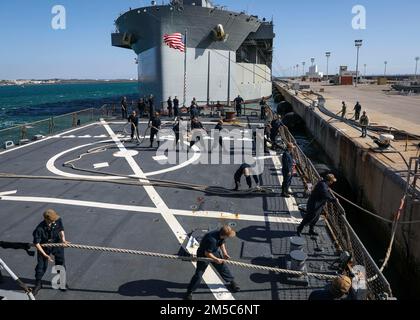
[[40, 243, 338, 280]]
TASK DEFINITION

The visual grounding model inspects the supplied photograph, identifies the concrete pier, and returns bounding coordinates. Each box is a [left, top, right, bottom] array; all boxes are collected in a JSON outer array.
[[274, 81, 420, 293]]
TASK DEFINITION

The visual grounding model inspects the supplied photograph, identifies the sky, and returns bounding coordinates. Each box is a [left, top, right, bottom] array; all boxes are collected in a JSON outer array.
[[0, 0, 419, 79]]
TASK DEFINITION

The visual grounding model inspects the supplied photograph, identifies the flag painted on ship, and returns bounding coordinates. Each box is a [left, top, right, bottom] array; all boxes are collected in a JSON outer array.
[[163, 33, 185, 52]]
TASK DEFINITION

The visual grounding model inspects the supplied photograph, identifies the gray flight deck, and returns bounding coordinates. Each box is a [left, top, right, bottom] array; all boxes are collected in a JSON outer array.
[[0, 116, 339, 300]]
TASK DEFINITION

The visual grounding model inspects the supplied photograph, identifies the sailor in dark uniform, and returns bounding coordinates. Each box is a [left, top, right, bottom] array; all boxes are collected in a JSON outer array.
[[148, 94, 155, 120], [260, 97, 266, 120], [137, 98, 146, 118], [167, 97, 173, 118], [309, 275, 352, 300], [234, 163, 260, 191], [184, 225, 240, 300], [32, 209, 69, 295], [270, 115, 284, 144], [149, 112, 161, 148], [297, 174, 338, 237], [190, 117, 205, 148], [234, 95, 244, 117], [121, 97, 128, 120], [281, 143, 295, 198], [214, 120, 224, 148], [128, 111, 139, 141], [173, 96, 180, 118]]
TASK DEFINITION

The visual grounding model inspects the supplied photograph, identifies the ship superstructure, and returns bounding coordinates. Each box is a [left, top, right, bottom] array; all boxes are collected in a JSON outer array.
[[112, 0, 275, 105]]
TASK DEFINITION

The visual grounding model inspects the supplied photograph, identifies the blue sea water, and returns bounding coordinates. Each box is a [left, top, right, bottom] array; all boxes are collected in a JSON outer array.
[[0, 82, 139, 129]]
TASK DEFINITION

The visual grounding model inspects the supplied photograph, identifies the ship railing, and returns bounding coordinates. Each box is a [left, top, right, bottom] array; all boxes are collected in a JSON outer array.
[[278, 125, 393, 300], [0, 105, 116, 149], [157, 100, 265, 118]]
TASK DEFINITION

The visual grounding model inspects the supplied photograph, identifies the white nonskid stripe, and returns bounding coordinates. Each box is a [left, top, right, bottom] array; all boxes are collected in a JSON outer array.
[[100, 119, 235, 300], [0, 196, 161, 214], [270, 151, 302, 220], [0, 190, 18, 196], [172, 209, 301, 224], [93, 162, 109, 169], [0, 123, 98, 156], [0, 195, 301, 224]]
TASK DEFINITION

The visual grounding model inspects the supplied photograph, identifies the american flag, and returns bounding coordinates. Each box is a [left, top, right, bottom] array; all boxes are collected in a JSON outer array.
[[163, 33, 185, 52]]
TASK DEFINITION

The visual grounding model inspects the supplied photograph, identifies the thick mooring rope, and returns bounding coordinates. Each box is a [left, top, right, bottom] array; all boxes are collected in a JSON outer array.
[[41, 243, 338, 280]]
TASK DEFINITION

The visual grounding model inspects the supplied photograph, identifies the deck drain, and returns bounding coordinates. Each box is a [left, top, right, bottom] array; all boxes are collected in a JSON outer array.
[[190, 205, 198, 210], [228, 222, 237, 228]]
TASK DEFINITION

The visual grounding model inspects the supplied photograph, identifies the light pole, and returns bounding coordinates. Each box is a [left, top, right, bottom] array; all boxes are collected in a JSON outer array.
[[325, 52, 331, 82], [415, 57, 419, 80], [384, 61, 388, 77], [296, 64, 300, 78], [355, 40, 363, 87], [364, 64, 367, 78], [302, 61, 306, 77]]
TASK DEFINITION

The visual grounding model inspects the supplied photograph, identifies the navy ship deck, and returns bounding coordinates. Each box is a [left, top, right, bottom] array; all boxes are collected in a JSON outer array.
[[0, 116, 341, 300]]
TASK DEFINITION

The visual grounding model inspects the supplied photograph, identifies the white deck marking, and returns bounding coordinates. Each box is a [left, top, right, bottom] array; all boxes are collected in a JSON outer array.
[[93, 162, 109, 169], [100, 119, 234, 300], [152, 155, 168, 162], [62, 135, 76, 139], [171, 209, 301, 224], [0, 195, 160, 214], [113, 150, 139, 158], [0, 190, 18, 196], [0, 123, 98, 156], [0, 195, 301, 224], [46, 139, 201, 179], [269, 151, 302, 220]]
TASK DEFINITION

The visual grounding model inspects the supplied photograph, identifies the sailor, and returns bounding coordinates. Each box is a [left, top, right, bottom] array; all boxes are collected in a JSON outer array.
[[121, 96, 128, 120], [270, 115, 284, 145], [260, 97, 266, 120], [309, 275, 352, 300], [214, 120, 224, 148], [190, 100, 199, 119], [190, 117, 205, 148], [281, 143, 295, 198], [234, 163, 260, 191], [173, 119, 181, 148], [128, 111, 139, 141], [173, 96, 180, 118], [264, 123, 272, 152], [341, 101, 347, 119], [167, 96, 173, 118], [149, 112, 161, 148], [148, 94, 155, 120], [234, 95, 244, 117], [354, 101, 362, 121], [360, 111, 369, 138], [137, 98, 146, 118], [297, 174, 338, 237], [32, 209, 70, 296], [184, 225, 240, 300], [265, 105, 274, 124]]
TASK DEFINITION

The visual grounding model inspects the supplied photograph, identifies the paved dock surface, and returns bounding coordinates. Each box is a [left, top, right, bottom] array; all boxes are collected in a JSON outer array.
[[284, 82, 420, 178], [0, 118, 340, 300]]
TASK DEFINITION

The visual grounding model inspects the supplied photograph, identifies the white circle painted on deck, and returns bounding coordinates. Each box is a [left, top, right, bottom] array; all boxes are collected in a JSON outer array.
[[113, 150, 139, 158], [46, 140, 201, 180]]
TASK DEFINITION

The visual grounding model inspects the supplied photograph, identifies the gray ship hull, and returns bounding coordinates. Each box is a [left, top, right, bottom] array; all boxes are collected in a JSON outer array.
[[112, 3, 274, 105]]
